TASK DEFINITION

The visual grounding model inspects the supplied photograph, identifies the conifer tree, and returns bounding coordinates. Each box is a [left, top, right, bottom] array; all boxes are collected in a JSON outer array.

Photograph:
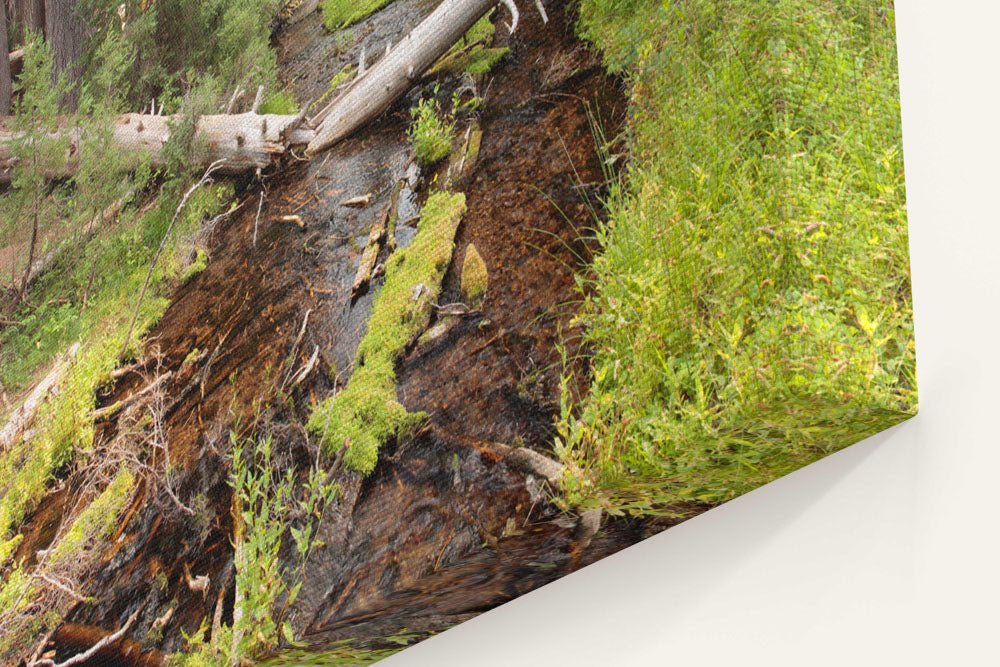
[[1, 34, 68, 298]]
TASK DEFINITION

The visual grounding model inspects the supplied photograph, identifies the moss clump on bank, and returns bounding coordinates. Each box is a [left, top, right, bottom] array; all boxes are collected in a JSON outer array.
[[0, 465, 134, 659], [322, 0, 393, 31], [428, 16, 508, 78], [460, 243, 488, 308], [308, 191, 466, 474], [561, 0, 916, 514]]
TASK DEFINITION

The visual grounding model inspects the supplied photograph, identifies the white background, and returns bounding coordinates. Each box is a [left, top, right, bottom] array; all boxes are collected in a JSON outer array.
[[385, 2, 999, 665]]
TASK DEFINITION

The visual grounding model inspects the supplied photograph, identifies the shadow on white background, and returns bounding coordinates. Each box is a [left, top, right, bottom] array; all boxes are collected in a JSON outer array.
[[385, 2, 1000, 664]]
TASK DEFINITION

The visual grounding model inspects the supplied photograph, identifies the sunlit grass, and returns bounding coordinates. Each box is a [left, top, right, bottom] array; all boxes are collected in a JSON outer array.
[[560, 0, 915, 515]]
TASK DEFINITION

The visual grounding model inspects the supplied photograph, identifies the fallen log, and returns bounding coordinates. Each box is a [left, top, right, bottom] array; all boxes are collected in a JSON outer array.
[[1, 0, 546, 182], [0, 342, 81, 453], [0, 111, 315, 184], [307, 0, 509, 156]]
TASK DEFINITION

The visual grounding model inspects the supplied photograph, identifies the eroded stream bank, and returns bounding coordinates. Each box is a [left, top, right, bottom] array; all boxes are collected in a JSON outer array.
[[21, 2, 676, 662]]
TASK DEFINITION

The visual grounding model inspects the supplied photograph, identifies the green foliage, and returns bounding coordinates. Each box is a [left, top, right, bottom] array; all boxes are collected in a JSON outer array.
[[75, 0, 286, 115], [259, 89, 299, 115], [408, 90, 455, 168], [560, 0, 916, 514], [0, 36, 70, 291], [0, 183, 232, 557], [0, 466, 134, 663], [321, 0, 393, 31], [307, 192, 466, 473], [182, 430, 339, 664]]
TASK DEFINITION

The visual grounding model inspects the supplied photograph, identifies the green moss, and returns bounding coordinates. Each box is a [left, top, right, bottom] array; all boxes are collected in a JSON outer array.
[[428, 16, 508, 77], [322, 0, 393, 31], [49, 466, 134, 565], [307, 192, 466, 473], [460, 243, 488, 308]]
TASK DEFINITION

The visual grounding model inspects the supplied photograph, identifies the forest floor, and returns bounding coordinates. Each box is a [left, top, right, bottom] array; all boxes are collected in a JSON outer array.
[[2, 2, 675, 664]]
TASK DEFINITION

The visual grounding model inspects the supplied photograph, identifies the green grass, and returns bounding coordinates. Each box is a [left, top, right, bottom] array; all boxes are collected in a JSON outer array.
[[407, 94, 455, 168], [321, 0, 393, 31], [0, 465, 134, 660], [0, 183, 233, 561], [558, 0, 915, 515], [307, 191, 466, 473]]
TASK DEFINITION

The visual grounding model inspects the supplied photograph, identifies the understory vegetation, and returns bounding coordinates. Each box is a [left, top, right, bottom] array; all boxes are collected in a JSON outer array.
[[559, 0, 916, 514], [0, 2, 293, 661]]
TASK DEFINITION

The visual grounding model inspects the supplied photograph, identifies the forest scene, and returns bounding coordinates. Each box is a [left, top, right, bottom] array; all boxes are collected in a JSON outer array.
[[0, 0, 914, 664]]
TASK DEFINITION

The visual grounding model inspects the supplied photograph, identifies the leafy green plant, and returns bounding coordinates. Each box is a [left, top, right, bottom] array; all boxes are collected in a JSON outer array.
[[559, 0, 916, 514], [226, 429, 338, 662], [407, 90, 455, 168]]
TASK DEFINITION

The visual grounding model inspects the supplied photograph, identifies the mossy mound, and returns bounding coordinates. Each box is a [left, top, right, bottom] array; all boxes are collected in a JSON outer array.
[[308, 191, 467, 473], [460, 243, 488, 309]]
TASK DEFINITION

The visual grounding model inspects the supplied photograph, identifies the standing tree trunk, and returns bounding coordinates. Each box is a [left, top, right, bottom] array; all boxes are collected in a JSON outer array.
[[43, 0, 80, 111], [1, 3, 11, 115], [11, 0, 44, 43]]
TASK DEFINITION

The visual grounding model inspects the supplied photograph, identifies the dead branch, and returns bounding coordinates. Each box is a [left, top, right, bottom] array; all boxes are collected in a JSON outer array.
[[352, 206, 389, 297], [308, 0, 512, 156], [30, 606, 142, 667], [31, 574, 88, 604], [119, 161, 225, 360], [89, 371, 174, 422]]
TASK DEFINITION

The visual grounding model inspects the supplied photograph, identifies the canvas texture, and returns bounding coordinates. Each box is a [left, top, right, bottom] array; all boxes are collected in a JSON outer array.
[[0, 0, 913, 663]]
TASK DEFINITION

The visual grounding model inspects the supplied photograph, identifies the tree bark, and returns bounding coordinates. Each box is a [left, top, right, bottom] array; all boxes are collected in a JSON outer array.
[[44, 0, 82, 111], [10, 0, 45, 44], [307, 0, 501, 156], [1, 3, 11, 115], [0, 111, 317, 183]]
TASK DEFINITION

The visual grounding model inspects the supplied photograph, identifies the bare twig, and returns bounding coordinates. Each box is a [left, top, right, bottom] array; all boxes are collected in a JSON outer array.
[[253, 190, 265, 248], [32, 574, 88, 603], [119, 161, 226, 360], [30, 606, 142, 667]]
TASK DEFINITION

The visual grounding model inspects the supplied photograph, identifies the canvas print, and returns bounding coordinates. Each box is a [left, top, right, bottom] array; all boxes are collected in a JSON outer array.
[[0, 0, 915, 664]]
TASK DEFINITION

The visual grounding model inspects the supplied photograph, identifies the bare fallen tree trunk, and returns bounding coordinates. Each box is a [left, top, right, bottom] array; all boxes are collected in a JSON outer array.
[[1, 0, 542, 182], [0, 111, 316, 184], [307, 0, 504, 156], [0, 341, 80, 453]]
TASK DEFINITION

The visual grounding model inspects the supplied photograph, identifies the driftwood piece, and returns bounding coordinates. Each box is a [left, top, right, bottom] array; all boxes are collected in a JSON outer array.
[[351, 206, 389, 297], [0, 342, 81, 453]]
